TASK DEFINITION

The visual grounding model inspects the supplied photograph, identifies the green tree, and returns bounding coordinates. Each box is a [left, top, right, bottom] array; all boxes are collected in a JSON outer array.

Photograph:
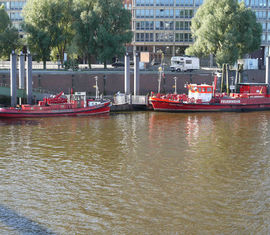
[[94, 0, 132, 68], [0, 4, 20, 59], [186, 0, 262, 66], [72, 0, 98, 69], [22, 0, 74, 69], [22, 0, 53, 69], [47, 0, 74, 66], [22, 23, 51, 69]]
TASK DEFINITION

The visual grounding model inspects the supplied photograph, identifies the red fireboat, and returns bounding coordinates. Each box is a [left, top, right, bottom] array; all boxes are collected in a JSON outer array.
[[0, 91, 111, 118], [150, 76, 270, 112]]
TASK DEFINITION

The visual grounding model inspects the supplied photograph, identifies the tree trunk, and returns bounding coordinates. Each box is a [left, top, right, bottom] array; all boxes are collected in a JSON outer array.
[[103, 61, 107, 69], [43, 60, 47, 70], [87, 54, 91, 69]]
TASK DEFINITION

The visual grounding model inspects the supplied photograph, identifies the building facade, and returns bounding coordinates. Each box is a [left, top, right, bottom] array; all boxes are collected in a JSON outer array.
[[131, 0, 270, 66]]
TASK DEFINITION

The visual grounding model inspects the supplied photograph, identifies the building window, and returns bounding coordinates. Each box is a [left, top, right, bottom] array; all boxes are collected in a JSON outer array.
[[155, 32, 174, 42], [156, 0, 174, 6], [176, 0, 194, 6], [194, 0, 203, 6], [175, 33, 193, 42], [136, 21, 154, 30], [135, 33, 154, 42], [136, 9, 154, 18], [256, 11, 267, 19], [155, 21, 174, 30], [262, 33, 266, 42], [175, 9, 193, 18]]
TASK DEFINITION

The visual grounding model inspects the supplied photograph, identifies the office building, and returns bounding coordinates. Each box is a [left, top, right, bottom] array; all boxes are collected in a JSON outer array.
[[131, 0, 270, 66]]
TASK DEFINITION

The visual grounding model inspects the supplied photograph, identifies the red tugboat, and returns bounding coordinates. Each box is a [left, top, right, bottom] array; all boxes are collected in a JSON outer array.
[[0, 91, 111, 118], [150, 77, 270, 112]]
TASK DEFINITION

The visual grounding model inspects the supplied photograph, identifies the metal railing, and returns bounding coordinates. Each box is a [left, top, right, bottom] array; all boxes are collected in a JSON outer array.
[[114, 93, 148, 105], [0, 61, 115, 70]]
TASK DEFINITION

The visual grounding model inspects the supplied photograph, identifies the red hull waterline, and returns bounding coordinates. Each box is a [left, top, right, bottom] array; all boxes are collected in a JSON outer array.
[[150, 97, 270, 112], [0, 101, 111, 118]]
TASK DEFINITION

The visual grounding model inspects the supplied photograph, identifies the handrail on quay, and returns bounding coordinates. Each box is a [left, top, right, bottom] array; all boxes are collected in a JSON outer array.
[[114, 93, 149, 106]]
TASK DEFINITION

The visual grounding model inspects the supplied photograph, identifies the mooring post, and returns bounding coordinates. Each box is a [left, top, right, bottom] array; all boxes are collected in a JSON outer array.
[[19, 52, 25, 89], [26, 53, 33, 104], [134, 52, 140, 96], [10, 51, 17, 107], [124, 52, 130, 96]]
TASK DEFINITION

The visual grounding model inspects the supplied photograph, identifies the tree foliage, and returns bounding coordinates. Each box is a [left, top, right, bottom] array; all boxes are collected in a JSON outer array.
[[22, 0, 74, 68], [23, 0, 131, 69], [72, 0, 132, 68], [94, 0, 132, 68], [186, 0, 262, 66], [0, 5, 20, 59], [72, 0, 98, 69]]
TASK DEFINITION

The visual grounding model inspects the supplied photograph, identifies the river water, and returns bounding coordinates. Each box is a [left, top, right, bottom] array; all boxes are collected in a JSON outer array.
[[0, 111, 270, 234]]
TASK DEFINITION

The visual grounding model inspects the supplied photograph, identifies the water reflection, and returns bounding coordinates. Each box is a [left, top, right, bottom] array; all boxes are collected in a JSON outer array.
[[1, 112, 270, 233], [0, 118, 40, 126], [0, 204, 55, 234]]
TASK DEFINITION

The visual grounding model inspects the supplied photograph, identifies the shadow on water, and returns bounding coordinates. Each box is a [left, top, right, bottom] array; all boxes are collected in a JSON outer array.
[[0, 205, 56, 235]]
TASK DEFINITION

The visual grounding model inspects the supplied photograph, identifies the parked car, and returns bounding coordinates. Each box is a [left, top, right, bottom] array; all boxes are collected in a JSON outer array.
[[112, 62, 124, 67]]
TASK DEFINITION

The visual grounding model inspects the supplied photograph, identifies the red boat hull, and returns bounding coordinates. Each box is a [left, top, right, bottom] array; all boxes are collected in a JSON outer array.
[[0, 101, 111, 118], [150, 97, 270, 112]]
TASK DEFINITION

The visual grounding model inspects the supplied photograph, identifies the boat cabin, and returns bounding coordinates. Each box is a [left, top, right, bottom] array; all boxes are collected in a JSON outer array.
[[187, 84, 213, 102]]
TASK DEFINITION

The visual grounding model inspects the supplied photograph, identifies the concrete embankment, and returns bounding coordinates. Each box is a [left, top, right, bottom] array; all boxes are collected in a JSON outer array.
[[0, 69, 266, 105]]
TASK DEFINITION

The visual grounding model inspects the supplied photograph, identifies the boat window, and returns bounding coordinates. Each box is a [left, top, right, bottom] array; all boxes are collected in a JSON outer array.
[[202, 88, 205, 92], [207, 87, 212, 92], [198, 87, 202, 92]]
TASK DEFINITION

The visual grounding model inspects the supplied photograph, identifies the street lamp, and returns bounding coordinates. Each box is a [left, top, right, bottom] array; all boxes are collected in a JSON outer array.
[[173, 76, 178, 94]]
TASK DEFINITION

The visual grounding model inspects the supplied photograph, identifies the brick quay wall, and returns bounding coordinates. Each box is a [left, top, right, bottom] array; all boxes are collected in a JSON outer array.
[[0, 69, 267, 97]]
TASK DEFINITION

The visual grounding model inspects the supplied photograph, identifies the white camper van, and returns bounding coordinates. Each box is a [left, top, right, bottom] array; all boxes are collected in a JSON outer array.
[[170, 56, 200, 72]]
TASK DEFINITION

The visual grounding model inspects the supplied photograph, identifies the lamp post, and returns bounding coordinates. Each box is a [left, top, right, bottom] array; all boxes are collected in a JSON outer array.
[[173, 76, 178, 94]]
